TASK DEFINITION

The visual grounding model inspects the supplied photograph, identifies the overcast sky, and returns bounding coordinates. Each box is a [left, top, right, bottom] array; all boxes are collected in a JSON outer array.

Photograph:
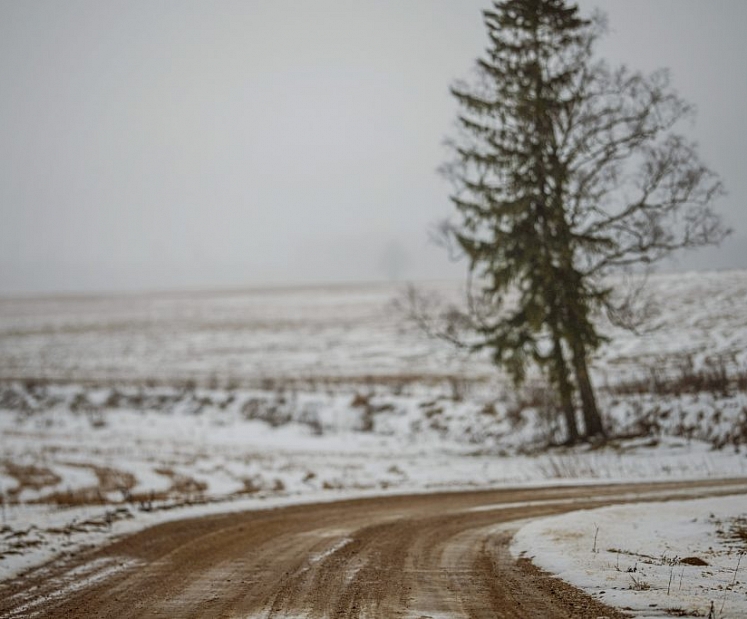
[[1, 0, 745, 294]]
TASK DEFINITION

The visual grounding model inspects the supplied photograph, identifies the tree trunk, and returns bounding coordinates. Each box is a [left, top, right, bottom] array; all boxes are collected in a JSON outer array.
[[570, 342, 606, 439], [551, 335, 579, 445]]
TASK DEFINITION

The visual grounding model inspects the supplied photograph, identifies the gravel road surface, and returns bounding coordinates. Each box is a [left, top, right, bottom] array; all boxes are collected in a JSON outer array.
[[2, 479, 746, 618]]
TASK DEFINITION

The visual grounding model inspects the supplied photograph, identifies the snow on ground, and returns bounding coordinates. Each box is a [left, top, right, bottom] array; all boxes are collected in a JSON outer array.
[[1, 270, 746, 388], [1, 270, 747, 614], [512, 496, 747, 618]]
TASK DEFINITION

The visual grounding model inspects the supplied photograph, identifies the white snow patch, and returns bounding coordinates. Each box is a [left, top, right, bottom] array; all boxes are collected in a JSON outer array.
[[511, 495, 747, 618]]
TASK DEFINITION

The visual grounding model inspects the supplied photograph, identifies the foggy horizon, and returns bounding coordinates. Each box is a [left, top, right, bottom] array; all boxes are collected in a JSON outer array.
[[2, 0, 746, 296]]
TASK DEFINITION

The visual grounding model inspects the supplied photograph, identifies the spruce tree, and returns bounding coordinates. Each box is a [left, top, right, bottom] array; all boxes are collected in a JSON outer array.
[[442, 0, 727, 443]]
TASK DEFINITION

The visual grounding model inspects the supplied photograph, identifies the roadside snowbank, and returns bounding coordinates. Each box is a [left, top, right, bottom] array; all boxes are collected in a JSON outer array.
[[512, 495, 747, 618]]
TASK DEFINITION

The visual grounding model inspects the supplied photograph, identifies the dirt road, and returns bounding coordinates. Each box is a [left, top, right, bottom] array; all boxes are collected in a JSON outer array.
[[2, 479, 746, 618]]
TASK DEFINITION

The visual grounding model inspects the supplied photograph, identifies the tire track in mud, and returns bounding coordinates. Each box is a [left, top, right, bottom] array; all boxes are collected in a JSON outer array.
[[2, 479, 746, 618]]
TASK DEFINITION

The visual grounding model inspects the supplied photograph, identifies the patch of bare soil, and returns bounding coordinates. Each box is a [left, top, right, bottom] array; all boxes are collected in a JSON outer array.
[[1, 479, 746, 618], [1, 461, 61, 498]]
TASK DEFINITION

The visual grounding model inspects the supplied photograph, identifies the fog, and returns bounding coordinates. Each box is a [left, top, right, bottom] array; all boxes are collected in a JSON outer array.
[[1, 0, 745, 294]]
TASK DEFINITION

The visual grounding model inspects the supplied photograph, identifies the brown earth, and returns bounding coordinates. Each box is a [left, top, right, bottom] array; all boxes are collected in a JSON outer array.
[[2, 478, 746, 618]]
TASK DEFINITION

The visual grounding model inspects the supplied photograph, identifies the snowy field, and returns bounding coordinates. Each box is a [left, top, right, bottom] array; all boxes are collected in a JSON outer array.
[[1, 270, 746, 613]]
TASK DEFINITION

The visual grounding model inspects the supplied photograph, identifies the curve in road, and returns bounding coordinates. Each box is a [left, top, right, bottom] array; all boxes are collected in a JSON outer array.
[[2, 479, 746, 618]]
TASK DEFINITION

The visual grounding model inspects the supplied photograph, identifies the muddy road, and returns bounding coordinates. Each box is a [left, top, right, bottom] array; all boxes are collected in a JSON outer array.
[[2, 479, 746, 618]]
